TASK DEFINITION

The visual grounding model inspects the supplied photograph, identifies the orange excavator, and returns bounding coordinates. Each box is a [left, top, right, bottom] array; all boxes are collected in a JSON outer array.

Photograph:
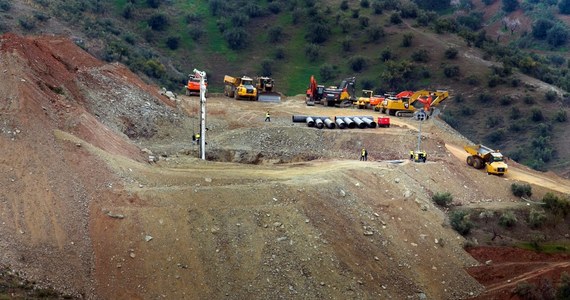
[[186, 73, 208, 96], [305, 75, 325, 106]]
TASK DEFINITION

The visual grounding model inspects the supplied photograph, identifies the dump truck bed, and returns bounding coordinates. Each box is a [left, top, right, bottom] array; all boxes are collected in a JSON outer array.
[[464, 145, 495, 157], [224, 75, 238, 85]]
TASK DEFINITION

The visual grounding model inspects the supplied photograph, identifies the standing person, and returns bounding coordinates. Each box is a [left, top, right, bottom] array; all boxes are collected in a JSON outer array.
[[265, 111, 271, 122], [360, 148, 367, 161], [192, 133, 200, 144]]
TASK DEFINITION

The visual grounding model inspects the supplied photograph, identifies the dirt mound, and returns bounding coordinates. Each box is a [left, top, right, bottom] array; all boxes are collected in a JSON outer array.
[[0, 33, 191, 297]]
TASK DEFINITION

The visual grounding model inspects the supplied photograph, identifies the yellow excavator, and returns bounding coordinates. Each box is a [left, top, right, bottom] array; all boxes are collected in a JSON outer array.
[[377, 90, 449, 117]]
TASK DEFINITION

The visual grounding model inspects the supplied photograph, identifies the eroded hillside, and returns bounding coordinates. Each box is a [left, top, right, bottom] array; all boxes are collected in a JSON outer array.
[[1, 34, 569, 299]]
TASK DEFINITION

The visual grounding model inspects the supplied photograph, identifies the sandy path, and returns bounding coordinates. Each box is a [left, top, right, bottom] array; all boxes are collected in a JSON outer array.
[[445, 143, 570, 194]]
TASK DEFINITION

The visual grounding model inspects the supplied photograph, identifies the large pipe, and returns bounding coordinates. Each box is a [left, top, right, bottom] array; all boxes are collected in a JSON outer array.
[[292, 115, 307, 123], [336, 116, 374, 120], [292, 115, 331, 123], [324, 118, 336, 129], [315, 118, 324, 129], [306, 117, 315, 127], [361, 117, 377, 128], [335, 118, 347, 129], [352, 117, 367, 129], [342, 117, 356, 129]]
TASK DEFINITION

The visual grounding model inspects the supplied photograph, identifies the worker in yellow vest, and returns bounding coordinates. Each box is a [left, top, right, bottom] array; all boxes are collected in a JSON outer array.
[[360, 148, 368, 161]]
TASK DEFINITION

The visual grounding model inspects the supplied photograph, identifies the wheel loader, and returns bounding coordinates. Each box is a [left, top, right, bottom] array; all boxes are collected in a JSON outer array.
[[255, 77, 281, 102], [464, 144, 508, 175], [224, 75, 257, 100]]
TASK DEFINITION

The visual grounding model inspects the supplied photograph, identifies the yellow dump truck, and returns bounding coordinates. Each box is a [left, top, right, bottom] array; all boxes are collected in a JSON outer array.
[[224, 75, 257, 100], [464, 144, 508, 175]]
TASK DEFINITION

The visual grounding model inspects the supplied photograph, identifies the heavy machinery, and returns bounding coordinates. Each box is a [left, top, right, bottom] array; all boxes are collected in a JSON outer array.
[[354, 90, 384, 109], [323, 77, 356, 107], [255, 77, 281, 102], [373, 91, 413, 111], [224, 75, 257, 100], [410, 150, 427, 163], [376, 90, 449, 117], [464, 144, 508, 175], [186, 74, 208, 96], [306, 75, 325, 106]]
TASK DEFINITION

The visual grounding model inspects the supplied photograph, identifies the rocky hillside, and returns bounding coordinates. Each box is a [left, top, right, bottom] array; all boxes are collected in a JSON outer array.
[[1, 33, 569, 299], [1, 0, 569, 176]]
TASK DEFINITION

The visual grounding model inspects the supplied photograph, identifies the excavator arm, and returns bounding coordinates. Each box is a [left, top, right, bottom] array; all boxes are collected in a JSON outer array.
[[306, 75, 318, 105], [430, 91, 449, 107], [411, 90, 449, 112]]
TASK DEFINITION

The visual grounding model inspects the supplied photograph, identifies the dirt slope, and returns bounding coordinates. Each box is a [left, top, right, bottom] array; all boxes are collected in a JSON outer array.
[[1, 34, 569, 299]]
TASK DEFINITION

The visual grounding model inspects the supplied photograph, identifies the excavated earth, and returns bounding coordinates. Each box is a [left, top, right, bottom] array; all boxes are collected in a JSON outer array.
[[0, 34, 569, 299]]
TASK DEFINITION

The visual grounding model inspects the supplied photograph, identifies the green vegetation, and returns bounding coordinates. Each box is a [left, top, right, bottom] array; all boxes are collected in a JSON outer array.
[[518, 242, 570, 254], [444, 47, 458, 59], [498, 211, 517, 228], [450, 210, 473, 235], [5, 0, 569, 173], [528, 208, 546, 228], [432, 192, 453, 206], [511, 183, 532, 197], [0, 0, 11, 12], [555, 110, 568, 122], [542, 192, 570, 217]]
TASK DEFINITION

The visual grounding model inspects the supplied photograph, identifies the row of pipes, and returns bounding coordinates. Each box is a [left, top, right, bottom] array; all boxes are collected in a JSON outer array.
[[292, 115, 377, 129]]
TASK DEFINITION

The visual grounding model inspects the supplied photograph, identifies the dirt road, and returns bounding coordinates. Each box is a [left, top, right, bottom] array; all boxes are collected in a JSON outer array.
[[445, 144, 570, 194]]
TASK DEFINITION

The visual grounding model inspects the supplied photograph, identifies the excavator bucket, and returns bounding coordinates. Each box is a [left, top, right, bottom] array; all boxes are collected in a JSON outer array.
[[257, 92, 281, 102]]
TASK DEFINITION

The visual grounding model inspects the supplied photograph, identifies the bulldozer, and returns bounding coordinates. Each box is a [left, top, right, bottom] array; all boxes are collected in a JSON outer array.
[[306, 75, 325, 106], [464, 144, 508, 175], [255, 77, 281, 102], [224, 75, 257, 100], [377, 90, 449, 117], [323, 77, 356, 107]]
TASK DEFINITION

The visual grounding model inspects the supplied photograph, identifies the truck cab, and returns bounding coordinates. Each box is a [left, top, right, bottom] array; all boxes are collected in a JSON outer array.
[[486, 152, 508, 175]]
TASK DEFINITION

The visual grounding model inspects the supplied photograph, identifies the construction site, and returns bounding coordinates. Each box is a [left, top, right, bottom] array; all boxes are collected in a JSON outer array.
[[1, 33, 570, 300]]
